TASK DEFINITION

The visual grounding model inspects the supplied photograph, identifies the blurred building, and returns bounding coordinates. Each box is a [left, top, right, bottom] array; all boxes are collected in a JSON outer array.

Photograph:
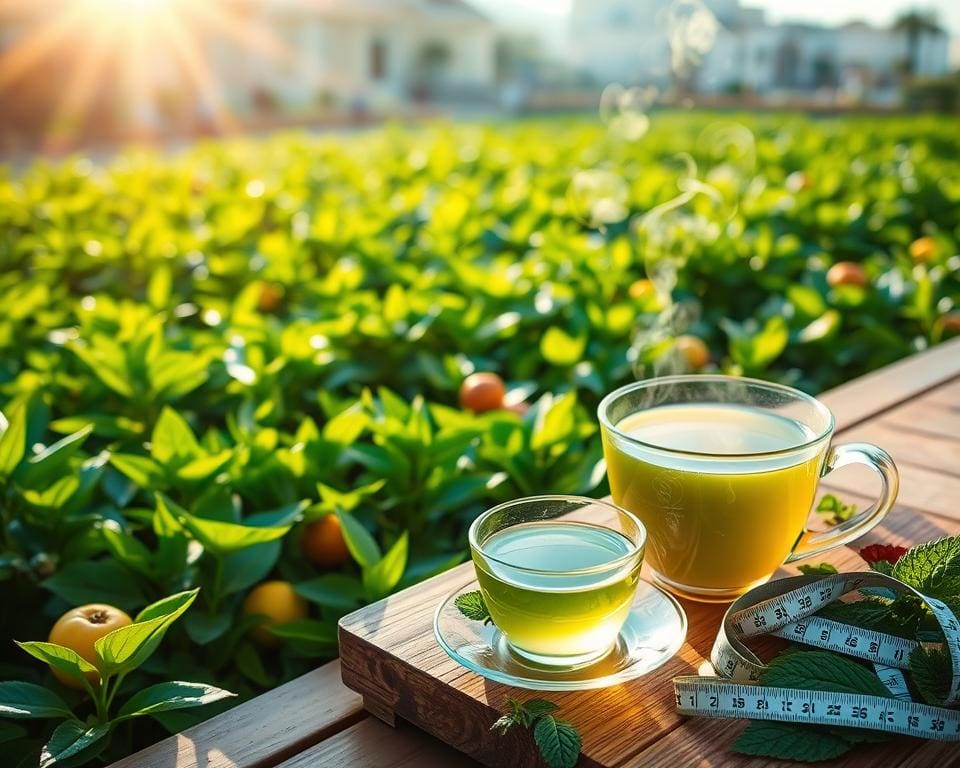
[[570, 0, 951, 104], [213, 0, 498, 113], [0, 0, 497, 148]]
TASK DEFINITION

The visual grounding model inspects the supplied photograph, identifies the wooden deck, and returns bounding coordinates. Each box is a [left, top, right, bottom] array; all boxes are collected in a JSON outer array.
[[109, 337, 960, 768]]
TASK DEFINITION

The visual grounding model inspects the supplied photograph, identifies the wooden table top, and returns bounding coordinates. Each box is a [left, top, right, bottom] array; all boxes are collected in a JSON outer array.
[[108, 336, 960, 768]]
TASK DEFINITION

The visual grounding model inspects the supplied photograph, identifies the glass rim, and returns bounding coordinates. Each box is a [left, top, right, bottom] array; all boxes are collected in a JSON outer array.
[[467, 494, 646, 576], [597, 374, 836, 460]]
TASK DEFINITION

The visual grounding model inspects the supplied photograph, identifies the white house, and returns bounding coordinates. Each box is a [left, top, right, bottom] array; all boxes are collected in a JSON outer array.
[[569, 0, 951, 103], [205, 0, 497, 114]]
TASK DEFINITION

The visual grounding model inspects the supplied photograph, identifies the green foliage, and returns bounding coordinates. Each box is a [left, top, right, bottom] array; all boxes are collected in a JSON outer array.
[[490, 697, 580, 768], [814, 494, 858, 524], [454, 590, 492, 624], [0, 114, 958, 765], [893, 536, 960, 599], [796, 562, 838, 576], [909, 647, 953, 705]]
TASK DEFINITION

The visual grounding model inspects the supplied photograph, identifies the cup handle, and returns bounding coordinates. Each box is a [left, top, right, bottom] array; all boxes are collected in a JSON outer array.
[[785, 442, 899, 563]]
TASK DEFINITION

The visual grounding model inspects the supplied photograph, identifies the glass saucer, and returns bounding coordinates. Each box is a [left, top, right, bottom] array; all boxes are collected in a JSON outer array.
[[433, 577, 687, 691]]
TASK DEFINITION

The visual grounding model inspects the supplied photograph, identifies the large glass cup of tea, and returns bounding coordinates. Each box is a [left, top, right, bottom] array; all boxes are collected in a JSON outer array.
[[599, 375, 898, 602]]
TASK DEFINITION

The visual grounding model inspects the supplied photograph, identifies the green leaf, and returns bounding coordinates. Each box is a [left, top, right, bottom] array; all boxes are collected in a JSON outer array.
[[531, 392, 578, 451], [733, 720, 852, 762], [336, 510, 381, 568], [110, 453, 165, 489], [454, 591, 491, 623], [761, 650, 892, 698], [234, 642, 273, 687], [221, 540, 283, 597], [294, 574, 365, 610], [518, 698, 559, 727], [161, 495, 291, 557], [540, 327, 587, 367], [0, 682, 73, 719], [39, 720, 110, 768], [797, 562, 838, 576], [71, 343, 133, 398], [787, 284, 827, 317], [267, 619, 338, 654], [95, 589, 198, 677], [0, 400, 27, 479], [42, 560, 146, 612], [176, 450, 232, 481], [892, 535, 960, 600], [532, 716, 581, 768], [101, 525, 153, 575], [910, 647, 952, 705], [815, 494, 858, 523], [18, 425, 92, 488], [363, 532, 409, 600], [151, 407, 200, 465], [22, 476, 80, 509], [183, 611, 232, 646], [116, 681, 235, 720], [0, 720, 26, 745], [15, 643, 98, 688], [490, 714, 516, 735]]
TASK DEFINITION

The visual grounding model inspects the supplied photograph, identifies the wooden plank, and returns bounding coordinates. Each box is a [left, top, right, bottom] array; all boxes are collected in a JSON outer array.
[[840, 420, 960, 478], [107, 661, 363, 768], [275, 718, 477, 768], [883, 399, 960, 441], [923, 378, 960, 409], [822, 460, 960, 522], [817, 337, 960, 431]]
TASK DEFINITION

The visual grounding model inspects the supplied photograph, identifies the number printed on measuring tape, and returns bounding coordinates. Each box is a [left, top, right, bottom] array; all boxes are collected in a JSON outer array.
[[674, 570, 960, 740], [674, 679, 960, 741]]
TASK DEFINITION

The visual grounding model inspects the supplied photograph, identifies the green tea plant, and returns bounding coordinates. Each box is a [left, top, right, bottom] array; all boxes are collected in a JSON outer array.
[[0, 113, 958, 765]]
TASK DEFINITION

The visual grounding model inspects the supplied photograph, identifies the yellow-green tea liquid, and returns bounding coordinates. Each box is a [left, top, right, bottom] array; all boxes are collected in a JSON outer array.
[[473, 521, 641, 665], [604, 403, 823, 597]]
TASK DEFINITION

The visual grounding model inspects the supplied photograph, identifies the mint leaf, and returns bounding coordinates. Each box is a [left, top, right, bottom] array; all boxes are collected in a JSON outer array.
[[733, 721, 852, 762], [910, 647, 952, 705], [533, 715, 581, 768], [454, 591, 491, 624], [815, 494, 857, 524], [797, 562, 838, 576], [870, 560, 895, 576], [519, 698, 559, 726], [815, 598, 920, 638], [892, 536, 960, 600], [761, 651, 892, 698]]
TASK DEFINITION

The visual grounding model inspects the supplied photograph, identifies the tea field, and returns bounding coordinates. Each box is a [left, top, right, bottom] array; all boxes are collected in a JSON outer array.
[[0, 113, 958, 765]]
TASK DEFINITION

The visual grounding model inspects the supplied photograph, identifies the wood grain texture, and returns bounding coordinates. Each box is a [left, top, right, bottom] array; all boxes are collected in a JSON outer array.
[[883, 399, 960, 441], [840, 420, 960, 478], [338, 499, 957, 768], [275, 718, 477, 768], [817, 336, 960, 431], [107, 661, 363, 768]]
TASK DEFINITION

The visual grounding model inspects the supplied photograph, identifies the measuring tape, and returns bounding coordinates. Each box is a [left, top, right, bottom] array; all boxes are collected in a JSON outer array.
[[673, 571, 960, 740]]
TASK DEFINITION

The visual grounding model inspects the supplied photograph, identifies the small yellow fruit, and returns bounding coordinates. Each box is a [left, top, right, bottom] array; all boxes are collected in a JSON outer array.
[[48, 604, 132, 688], [242, 581, 308, 647], [675, 335, 709, 370], [301, 515, 350, 569], [909, 236, 936, 263], [826, 261, 868, 289], [628, 279, 655, 301]]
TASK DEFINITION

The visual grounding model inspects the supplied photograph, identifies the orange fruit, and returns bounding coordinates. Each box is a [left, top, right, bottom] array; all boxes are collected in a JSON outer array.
[[242, 581, 308, 647], [459, 372, 506, 413], [628, 279, 655, 301], [301, 515, 350, 569], [675, 335, 709, 370], [826, 261, 868, 289], [909, 236, 936, 263], [48, 604, 132, 688], [938, 312, 960, 334], [257, 282, 283, 313]]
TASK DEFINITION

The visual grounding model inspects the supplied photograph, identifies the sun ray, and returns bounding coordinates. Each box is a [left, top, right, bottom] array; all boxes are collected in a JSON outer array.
[[0, 4, 91, 92]]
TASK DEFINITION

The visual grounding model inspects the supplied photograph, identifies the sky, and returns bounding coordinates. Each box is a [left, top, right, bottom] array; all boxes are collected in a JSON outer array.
[[468, 0, 960, 58]]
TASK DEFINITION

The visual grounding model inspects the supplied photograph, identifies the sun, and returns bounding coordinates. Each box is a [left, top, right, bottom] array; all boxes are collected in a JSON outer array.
[[0, 0, 287, 149]]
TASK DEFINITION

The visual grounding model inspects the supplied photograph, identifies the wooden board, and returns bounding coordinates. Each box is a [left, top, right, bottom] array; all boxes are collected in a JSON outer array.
[[338, 496, 959, 768]]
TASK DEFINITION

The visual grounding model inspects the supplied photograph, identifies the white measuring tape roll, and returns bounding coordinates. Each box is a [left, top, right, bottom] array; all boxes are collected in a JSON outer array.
[[673, 572, 960, 740]]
